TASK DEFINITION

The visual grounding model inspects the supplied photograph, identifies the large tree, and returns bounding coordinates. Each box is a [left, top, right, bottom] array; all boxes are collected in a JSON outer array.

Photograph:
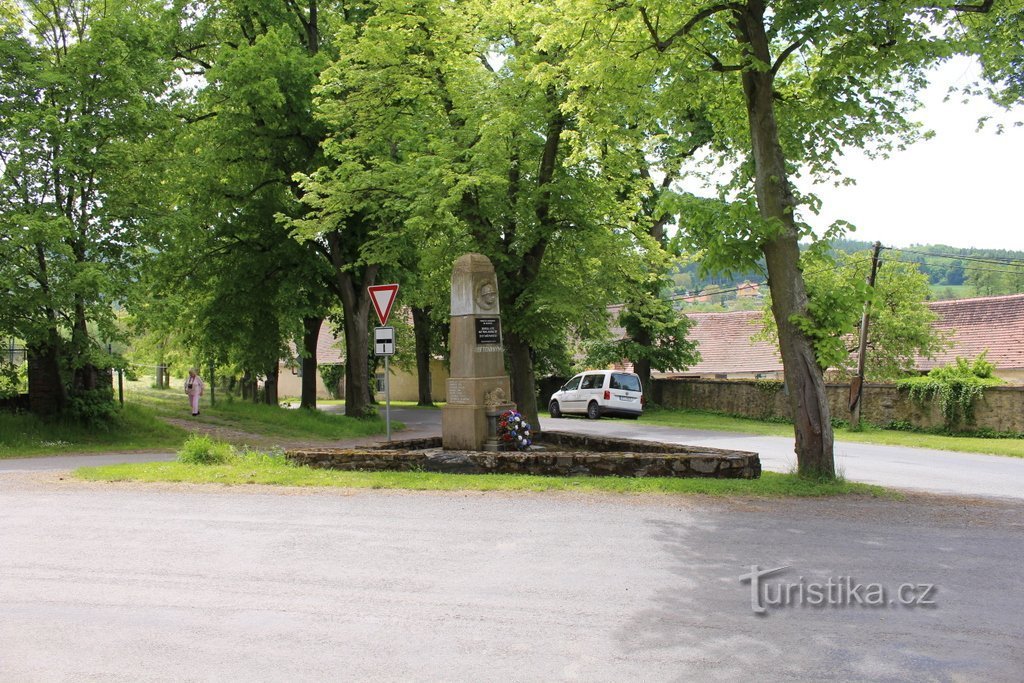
[[556, 0, 1001, 477], [301, 0, 648, 427], [0, 0, 175, 417], [141, 0, 376, 411]]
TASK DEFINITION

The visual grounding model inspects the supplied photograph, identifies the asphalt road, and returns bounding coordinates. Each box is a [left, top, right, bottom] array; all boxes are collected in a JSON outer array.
[[2, 475, 1022, 682], [3, 409, 1024, 680], [538, 416, 1024, 501]]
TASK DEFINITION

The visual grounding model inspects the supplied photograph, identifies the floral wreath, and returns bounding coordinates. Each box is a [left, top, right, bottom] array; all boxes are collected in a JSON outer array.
[[497, 409, 532, 451]]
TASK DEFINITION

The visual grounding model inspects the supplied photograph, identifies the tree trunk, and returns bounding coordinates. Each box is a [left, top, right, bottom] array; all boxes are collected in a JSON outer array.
[[336, 266, 378, 417], [264, 363, 279, 405], [300, 316, 322, 409], [241, 370, 253, 401], [70, 300, 99, 393], [632, 325, 653, 394], [738, 1, 834, 478], [412, 306, 434, 406], [27, 334, 65, 416], [505, 329, 539, 432]]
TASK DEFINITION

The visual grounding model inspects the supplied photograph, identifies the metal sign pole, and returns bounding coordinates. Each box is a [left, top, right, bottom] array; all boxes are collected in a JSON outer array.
[[385, 355, 391, 442]]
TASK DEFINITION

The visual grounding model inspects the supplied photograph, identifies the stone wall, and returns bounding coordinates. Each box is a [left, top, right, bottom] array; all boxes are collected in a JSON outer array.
[[287, 432, 761, 479], [652, 378, 1024, 433]]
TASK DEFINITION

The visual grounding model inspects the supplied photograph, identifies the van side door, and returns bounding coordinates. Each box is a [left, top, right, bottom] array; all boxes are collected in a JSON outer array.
[[558, 374, 584, 413], [578, 373, 605, 410]]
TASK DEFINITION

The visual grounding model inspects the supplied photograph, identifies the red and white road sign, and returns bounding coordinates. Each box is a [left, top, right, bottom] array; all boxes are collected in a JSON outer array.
[[368, 284, 400, 326]]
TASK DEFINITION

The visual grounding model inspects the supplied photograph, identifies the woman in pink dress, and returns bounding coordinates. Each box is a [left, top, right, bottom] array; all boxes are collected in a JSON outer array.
[[184, 368, 204, 416]]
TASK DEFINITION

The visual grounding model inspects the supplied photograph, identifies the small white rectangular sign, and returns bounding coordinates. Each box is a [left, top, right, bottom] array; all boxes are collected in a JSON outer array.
[[374, 326, 395, 356]]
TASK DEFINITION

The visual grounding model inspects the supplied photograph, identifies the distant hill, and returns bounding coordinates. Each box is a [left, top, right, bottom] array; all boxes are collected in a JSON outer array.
[[667, 239, 1024, 306], [831, 239, 1024, 299]]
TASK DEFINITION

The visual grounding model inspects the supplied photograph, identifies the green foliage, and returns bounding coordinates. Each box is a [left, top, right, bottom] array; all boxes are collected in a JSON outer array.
[[318, 364, 345, 400], [65, 388, 120, 428], [1, 0, 178, 413], [177, 434, 236, 465], [586, 291, 700, 375], [0, 359, 25, 399], [898, 354, 1004, 428], [760, 248, 946, 380]]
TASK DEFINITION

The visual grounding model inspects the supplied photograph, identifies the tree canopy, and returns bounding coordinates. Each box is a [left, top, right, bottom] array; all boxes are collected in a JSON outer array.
[[1, 0, 1017, 478]]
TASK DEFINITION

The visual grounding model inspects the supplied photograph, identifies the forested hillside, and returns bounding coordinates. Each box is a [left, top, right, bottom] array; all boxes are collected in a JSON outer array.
[[668, 240, 1024, 307]]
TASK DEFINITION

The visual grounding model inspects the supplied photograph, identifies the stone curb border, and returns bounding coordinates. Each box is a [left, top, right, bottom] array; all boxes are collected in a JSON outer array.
[[286, 431, 761, 479]]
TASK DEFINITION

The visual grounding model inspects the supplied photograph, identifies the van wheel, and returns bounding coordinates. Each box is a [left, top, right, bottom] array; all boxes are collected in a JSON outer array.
[[548, 400, 561, 418], [586, 401, 601, 420]]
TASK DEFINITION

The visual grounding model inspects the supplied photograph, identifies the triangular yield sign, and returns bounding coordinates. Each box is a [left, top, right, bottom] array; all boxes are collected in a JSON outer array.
[[368, 284, 400, 325]]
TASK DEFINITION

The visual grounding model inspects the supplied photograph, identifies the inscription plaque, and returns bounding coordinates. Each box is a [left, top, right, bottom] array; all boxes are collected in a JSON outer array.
[[475, 317, 501, 345], [448, 379, 472, 405]]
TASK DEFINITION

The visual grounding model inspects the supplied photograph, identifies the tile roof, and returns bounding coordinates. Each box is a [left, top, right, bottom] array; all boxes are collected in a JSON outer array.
[[316, 323, 346, 365], [285, 322, 346, 365], [656, 294, 1024, 376], [683, 310, 784, 374], [916, 294, 1024, 371]]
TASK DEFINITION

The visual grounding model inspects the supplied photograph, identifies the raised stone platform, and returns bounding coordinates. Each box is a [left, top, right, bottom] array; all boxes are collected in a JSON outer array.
[[286, 431, 761, 479]]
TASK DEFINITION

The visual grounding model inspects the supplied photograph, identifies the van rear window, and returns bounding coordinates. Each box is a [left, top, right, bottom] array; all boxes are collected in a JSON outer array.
[[611, 373, 641, 392]]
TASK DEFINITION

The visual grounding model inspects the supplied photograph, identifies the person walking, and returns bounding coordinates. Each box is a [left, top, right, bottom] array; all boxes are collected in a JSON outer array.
[[185, 368, 205, 416]]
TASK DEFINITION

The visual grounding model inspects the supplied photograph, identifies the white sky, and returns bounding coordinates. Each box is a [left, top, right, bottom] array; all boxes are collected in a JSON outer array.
[[806, 58, 1024, 252]]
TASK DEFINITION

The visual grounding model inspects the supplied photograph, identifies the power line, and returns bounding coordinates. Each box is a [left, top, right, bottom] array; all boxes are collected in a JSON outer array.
[[891, 247, 1024, 267], [882, 255, 1024, 278]]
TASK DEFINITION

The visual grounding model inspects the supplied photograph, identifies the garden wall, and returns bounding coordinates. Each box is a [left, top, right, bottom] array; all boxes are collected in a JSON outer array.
[[651, 378, 1024, 434]]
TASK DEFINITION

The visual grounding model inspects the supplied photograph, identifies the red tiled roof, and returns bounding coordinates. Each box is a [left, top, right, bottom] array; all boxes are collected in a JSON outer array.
[[316, 323, 345, 365], [916, 294, 1024, 371], [664, 294, 1024, 376], [285, 322, 345, 365], [683, 310, 783, 374]]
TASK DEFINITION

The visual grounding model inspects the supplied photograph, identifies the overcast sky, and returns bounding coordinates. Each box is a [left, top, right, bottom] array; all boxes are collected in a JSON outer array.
[[805, 58, 1024, 252]]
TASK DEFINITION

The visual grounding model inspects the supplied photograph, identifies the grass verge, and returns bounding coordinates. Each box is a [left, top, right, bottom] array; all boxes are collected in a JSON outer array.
[[640, 409, 1024, 458], [75, 444, 891, 498], [127, 380, 400, 440], [0, 404, 186, 459]]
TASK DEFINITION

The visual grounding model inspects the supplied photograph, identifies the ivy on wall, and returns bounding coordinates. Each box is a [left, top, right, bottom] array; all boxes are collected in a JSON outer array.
[[897, 354, 1004, 429]]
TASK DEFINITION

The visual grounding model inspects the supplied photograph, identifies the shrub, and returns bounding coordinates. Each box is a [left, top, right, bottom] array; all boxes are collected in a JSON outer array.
[[177, 434, 235, 465], [897, 353, 1004, 429], [318, 364, 345, 400], [0, 359, 26, 399], [66, 388, 120, 428]]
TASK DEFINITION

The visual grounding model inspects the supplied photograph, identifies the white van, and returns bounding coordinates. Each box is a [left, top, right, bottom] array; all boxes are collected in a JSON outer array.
[[548, 370, 644, 419]]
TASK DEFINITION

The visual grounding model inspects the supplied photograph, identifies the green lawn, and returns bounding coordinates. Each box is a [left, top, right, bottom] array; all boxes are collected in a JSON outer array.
[[125, 379, 399, 439], [75, 449, 891, 498], [0, 404, 186, 458], [640, 409, 1024, 458], [0, 379, 399, 459]]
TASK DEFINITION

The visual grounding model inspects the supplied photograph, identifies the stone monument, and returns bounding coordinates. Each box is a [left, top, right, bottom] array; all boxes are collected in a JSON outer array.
[[442, 253, 515, 450]]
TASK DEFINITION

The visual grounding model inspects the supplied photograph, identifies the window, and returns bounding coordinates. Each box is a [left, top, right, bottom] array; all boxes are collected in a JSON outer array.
[[611, 373, 641, 392], [563, 376, 582, 391], [376, 373, 386, 393], [581, 374, 604, 390]]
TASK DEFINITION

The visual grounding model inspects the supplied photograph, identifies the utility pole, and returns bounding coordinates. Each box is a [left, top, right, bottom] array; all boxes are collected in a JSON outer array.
[[850, 241, 883, 429]]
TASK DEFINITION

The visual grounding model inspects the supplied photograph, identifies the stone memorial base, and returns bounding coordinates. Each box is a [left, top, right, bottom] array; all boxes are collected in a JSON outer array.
[[286, 432, 762, 479], [441, 375, 513, 451]]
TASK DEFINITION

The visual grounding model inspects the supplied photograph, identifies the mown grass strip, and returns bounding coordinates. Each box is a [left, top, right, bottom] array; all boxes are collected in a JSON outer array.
[[75, 455, 893, 498]]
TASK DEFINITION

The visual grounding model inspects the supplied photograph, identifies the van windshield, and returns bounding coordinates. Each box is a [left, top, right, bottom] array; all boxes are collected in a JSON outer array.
[[611, 373, 641, 392]]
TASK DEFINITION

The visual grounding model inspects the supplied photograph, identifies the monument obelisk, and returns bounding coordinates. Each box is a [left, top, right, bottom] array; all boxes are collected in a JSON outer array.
[[442, 253, 515, 450]]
